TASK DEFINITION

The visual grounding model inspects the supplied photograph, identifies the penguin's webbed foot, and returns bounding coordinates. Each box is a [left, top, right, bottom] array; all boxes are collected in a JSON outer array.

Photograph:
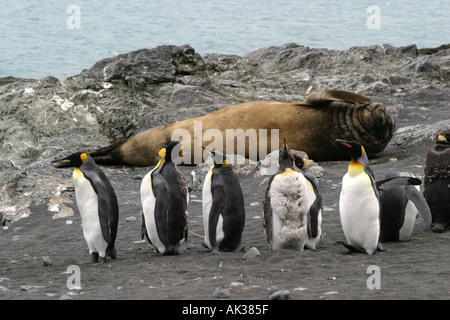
[[377, 243, 385, 252], [341, 242, 366, 255], [91, 252, 99, 263], [431, 222, 449, 233], [231, 244, 245, 253]]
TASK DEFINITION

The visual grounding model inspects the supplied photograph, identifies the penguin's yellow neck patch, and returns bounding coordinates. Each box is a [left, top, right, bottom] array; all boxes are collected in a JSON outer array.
[[73, 168, 83, 181], [281, 168, 295, 175], [348, 161, 365, 177]]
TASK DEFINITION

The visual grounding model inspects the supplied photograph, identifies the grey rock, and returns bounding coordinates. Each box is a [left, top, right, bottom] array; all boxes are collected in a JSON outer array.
[[43, 257, 52, 266], [213, 287, 230, 299], [269, 290, 291, 300], [242, 247, 260, 259]]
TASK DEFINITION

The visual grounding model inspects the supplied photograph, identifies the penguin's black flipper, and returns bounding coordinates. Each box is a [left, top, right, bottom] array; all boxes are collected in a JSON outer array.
[[208, 184, 225, 249], [307, 196, 322, 239], [140, 210, 151, 243], [376, 173, 421, 191], [303, 170, 322, 239], [404, 185, 432, 228]]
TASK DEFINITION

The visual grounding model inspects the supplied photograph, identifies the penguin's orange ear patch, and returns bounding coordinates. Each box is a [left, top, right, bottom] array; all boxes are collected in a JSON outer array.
[[80, 153, 88, 163], [158, 148, 166, 159]]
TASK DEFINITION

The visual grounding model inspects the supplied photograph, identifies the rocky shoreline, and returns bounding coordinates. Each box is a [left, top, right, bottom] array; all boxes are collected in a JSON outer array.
[[0, 43, 449, 300]]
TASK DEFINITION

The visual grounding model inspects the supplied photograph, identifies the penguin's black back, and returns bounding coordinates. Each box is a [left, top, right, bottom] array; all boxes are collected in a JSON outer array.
[[379, 186, 408, 242], [153, 161, 187, 244], [211, 166, 245, 251]]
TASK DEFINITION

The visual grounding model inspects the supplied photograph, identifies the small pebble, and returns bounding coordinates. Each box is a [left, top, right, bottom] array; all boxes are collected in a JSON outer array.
[[126, 216, 136, 222], [270, 290, 291, 300], [213, 287, 230, 299], [242, 247, 260, 259], [43, 257, 52, 266], [230, 282, 244, 287]]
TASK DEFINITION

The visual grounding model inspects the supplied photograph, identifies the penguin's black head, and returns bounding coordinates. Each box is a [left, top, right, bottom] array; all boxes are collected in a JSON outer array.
[[335, 139, 366, 161], [202, 146, 230, 168], [158, 141, 186, 163], [293, 153, 308, 171], [52, 152, 88, 168], [279, 138, 294, 169]]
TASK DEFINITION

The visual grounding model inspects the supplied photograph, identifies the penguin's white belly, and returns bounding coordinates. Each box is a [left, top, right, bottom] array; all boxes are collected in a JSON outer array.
[[141, 171, 167, 254], [399, 200, 417, 241], [269, 171, 310, 250], [202, 167, 224, 250], [340, 173, 379, 255], [73, 170, 108, 257]]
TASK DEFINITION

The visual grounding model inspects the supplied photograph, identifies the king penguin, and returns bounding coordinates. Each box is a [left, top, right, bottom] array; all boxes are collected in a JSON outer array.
[[201, 146, 245, 252], [53, 152, 119, 263], [378, 171, 431, 242], [336, 139, 383, 255], [424, 129, 450, 232], [336, 139, 423, 254], [263, 138, 311, 251], [292, 153, 323, 250], [140, 141, 189, 255]]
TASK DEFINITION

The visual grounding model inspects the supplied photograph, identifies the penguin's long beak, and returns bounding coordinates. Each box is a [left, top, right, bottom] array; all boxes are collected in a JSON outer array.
[[201, 146, 216, 156], [52, 157, 72, 168], [201, 146, 215, 155], [335, 139, 352, 149]]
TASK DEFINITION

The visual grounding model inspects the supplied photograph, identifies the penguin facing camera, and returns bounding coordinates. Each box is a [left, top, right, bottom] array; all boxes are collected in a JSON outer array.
[[263, 138, 311, 251], [336, 139, 425, 255], [140, 141, 189, 255], [53, 152, 119, 263], [202, 146, 246, 252]]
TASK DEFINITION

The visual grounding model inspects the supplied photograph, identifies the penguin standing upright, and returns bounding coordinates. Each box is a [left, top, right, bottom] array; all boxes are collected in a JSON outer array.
[[140, 141, 189, 255], [424, 129, 450, 232], [336, 140, 383, 255], [202, 146, 245, 252], [336, 139, 423, 254], [53, 152, 119, 263], [263, 139, 311, 251], [292, 153, 323, 250]]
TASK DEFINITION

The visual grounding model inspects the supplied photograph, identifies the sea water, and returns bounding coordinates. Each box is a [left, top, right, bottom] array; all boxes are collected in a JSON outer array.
[[0, 0, 448, 80]]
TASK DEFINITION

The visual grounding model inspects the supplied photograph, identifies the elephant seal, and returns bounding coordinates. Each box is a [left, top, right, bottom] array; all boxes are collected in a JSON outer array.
[[54, 90, 395, 167]]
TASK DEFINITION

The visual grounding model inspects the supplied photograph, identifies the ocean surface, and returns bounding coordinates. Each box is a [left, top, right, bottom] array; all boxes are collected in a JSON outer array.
[[0, 0, 449, 80]]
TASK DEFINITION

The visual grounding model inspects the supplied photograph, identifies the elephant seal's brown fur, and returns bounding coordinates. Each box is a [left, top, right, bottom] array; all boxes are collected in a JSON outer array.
[[54, 90, 395, 167]]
